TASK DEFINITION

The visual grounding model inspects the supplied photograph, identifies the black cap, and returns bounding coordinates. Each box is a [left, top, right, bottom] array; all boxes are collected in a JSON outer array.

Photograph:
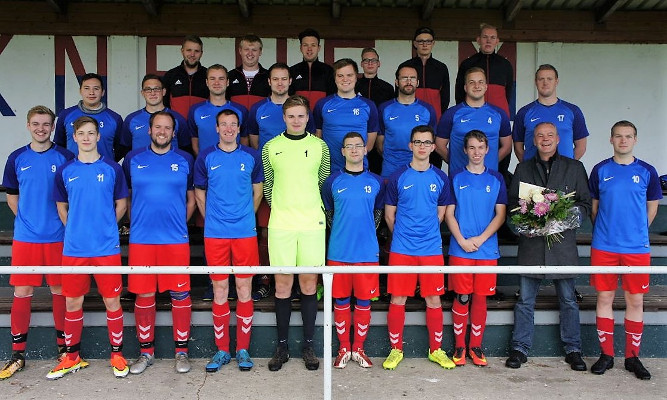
[[414, 27, 435, 40]]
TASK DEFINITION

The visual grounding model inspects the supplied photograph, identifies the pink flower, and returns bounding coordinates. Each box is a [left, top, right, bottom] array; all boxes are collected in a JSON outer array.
[[532, 201, 550, 217], [519, 199, 528, 214], [544, 192, 559, 202]]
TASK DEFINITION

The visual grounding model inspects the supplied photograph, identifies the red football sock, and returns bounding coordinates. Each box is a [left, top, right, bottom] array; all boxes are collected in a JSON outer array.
[[624, 318, 643, 359], [469, 294, 488, 348], [64, 308, 84, 359], [596, 316, 614, 356], [387, 303, 405, 351], [426, 305, 444, 353], [134, 295, 156, 355], [106, 307, 124, 355], [352, 304, 371, 351], [172, 296, 192, 354], [10, 294, 32, 352], [451, 297, 469, 349], [235, 300, 253, 351], [334, 303, 351, 351], [51, 293, 66, 347], [212, 301, 230, 352]]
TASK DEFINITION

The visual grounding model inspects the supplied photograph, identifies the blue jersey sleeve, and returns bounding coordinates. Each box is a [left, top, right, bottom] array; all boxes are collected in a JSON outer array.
[[321, 173, 336, 211], [642, 160, 663, 201], [512, 104, 529, 142], [110, 160, 129, 200], [498, 106, 511, 137], [2, 148, 22, 192], [489, 169, 508, 204], [568, 102, 590, 141], [247, 146, 264, 184], [434, 168, 452, 206], [248, 102, 261, 136], [122, 148, 139, 188], [188, 105, 199, 138], [377, 100, 391, 135], [385, 167, 405, 206], [112, 111, 124, 146], [588, 161, 603, 200], [364, 98, 380, 133], [176, 149, 195, 190], [445, 169, 463, 206], [306, 110, 316, 134], [372, 173, 386, 210], [193, 149, 210, 189], [425, 102, 438, 129], [436, 107, 455, 139], [53, 161, 71, 202], [173, 111, 192, 149], [313, 98, 326, 129]]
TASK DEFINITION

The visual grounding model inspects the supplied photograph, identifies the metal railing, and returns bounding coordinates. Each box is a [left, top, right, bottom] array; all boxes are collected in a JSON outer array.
[[1, 264, 666, 400]]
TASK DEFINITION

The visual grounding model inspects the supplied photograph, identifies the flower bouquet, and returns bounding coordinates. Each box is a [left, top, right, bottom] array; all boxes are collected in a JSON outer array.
[[510, 182, 581, 249]]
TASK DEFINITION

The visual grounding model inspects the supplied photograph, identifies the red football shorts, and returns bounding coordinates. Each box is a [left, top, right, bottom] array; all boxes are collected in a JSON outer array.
[[127, 243, 191, 294], [387, 252, 445, 297], [10, 240, 63, 287], [205, 237, 258, 280], [61, 254, 123, 298], [590, 248, 650, 294], [328, 260, 379, 300], [447, 256, 497, 295]]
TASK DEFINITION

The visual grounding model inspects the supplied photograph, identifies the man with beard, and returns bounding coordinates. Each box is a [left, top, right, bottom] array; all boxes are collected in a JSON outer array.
[[163, 35, 209, 119], [377, 65, 437, 180]]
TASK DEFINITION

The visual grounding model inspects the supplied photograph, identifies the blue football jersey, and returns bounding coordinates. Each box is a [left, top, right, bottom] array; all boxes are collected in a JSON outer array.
[[436, 102, 511, 175], [123, 147, 194, 244], [2, 144, 74, 243], [54, 157, 128, 257], [385, 165, 451, 256], [446, 168, 507, 260], [314, 94, 380, 172], [188, 101, 249, 153], [378, 99, 437, 179], [322, 170, 385, 263], [589, 157, 662, 254], [513, 99, 589, 160], [120, 107, 190, 150], [194, 145, 263, 239], [54, 104, 123, 160]]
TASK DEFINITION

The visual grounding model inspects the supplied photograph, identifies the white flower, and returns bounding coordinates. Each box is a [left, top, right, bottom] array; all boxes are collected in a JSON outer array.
[[532, 192, 545, 203]]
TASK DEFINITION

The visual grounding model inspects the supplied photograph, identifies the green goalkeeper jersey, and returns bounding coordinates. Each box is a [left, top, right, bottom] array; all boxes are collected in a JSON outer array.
[[262, 132, 330, 230]]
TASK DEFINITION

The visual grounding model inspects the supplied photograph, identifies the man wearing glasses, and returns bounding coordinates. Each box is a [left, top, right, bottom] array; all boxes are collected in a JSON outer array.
[[377, 65, 437, 180], [120, 74, 192, 153], [435, 67, 511, 175], [383, 125, 454, 371], [398, 27, 450, 169], [356, 48, 394, 175], [322, 132, 385, 369]]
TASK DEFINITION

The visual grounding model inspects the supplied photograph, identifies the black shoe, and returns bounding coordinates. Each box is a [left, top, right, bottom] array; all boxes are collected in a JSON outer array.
[[624, 357, 651, 380], [590, 354, 614, 375], [565, 351, 587, 371], [268, 346, 289, 371], [302, 346, 320, 371], [505, 350, 527, 369]]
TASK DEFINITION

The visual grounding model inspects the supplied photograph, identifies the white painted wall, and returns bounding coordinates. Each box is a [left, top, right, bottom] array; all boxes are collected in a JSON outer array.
[[0, 36, 665, 176]]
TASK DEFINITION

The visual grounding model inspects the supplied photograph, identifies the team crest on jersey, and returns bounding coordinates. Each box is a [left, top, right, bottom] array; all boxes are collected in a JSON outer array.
[[171, 164, 179, 172]]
